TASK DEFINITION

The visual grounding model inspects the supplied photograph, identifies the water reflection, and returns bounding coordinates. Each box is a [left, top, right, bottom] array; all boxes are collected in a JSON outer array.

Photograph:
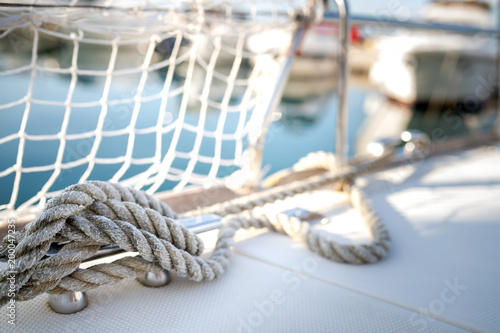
[[1, 3, 499, 210]]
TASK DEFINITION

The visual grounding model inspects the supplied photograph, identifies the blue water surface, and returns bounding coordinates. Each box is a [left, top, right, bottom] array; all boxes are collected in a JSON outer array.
[[0, 68, 370, 208]]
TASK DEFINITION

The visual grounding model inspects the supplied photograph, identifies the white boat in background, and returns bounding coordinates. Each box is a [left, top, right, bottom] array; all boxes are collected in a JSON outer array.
[[249, 23, 369, 101], [369, 0, 496, 106]]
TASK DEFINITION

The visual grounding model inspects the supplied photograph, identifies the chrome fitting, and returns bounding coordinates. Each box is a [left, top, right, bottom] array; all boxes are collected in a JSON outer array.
[[367, 137, 401, 157], [136, 269, 171, 288], [48, 291, 88, 314]]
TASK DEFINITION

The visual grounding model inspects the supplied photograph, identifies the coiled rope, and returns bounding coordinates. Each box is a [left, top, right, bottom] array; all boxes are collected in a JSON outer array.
[[0, 151, 393, 307]]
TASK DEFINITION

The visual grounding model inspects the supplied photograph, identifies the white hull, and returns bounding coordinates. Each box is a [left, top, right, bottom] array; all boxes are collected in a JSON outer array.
[[248, 24, 339, 101], [370, 43, 496, 105], [370, 1, 496, 105]]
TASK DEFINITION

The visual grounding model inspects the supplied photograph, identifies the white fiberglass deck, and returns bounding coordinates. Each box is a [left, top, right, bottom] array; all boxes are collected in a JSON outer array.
[[3, 143, 500, 332]]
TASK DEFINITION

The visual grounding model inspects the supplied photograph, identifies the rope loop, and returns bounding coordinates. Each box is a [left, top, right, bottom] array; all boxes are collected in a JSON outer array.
[[0, 152, 393, 307]]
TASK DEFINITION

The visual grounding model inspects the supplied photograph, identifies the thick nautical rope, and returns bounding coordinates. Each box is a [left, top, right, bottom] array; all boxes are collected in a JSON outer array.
[[284, 151, 392, 263], [0, 152, 392, 306], [188, 151, 392, 263]]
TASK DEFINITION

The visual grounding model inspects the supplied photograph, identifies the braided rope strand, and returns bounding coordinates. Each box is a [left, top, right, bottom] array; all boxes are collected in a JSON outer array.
[[0, 152, 393, 307]]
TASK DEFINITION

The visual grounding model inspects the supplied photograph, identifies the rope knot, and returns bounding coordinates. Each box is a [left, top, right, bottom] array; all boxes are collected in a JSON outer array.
[[0, 151, 393, 307], [0, 181, 210, 306]]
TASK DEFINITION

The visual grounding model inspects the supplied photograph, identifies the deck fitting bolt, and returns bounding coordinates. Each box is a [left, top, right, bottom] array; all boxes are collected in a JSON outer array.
[[48, 291, 88, 314], [136, 269, 171, 287]]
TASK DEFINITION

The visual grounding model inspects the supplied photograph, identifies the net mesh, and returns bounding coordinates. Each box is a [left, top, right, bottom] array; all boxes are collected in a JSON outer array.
[[0, 1, 310, 217]]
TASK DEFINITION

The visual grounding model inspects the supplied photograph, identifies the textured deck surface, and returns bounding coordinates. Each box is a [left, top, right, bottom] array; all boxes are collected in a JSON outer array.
[[3, 144, 499, 332]]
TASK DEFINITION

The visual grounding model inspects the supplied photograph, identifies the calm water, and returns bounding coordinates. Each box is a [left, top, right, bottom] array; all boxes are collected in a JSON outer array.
[[1, 62, 496, 208], [1, 0, 498, 208], [0, 65, 372, 208]]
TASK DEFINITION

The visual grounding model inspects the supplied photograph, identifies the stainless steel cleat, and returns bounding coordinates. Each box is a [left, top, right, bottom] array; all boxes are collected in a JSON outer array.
[[367, 137, 401, 157]]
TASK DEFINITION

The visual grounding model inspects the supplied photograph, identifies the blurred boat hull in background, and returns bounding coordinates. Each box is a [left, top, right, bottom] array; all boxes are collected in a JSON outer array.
[[369, 0, 496, 106], [249, 23, 373, 101]]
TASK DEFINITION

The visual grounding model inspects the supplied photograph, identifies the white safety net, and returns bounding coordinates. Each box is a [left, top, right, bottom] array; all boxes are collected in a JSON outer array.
[[0, 0, 310, 217]]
